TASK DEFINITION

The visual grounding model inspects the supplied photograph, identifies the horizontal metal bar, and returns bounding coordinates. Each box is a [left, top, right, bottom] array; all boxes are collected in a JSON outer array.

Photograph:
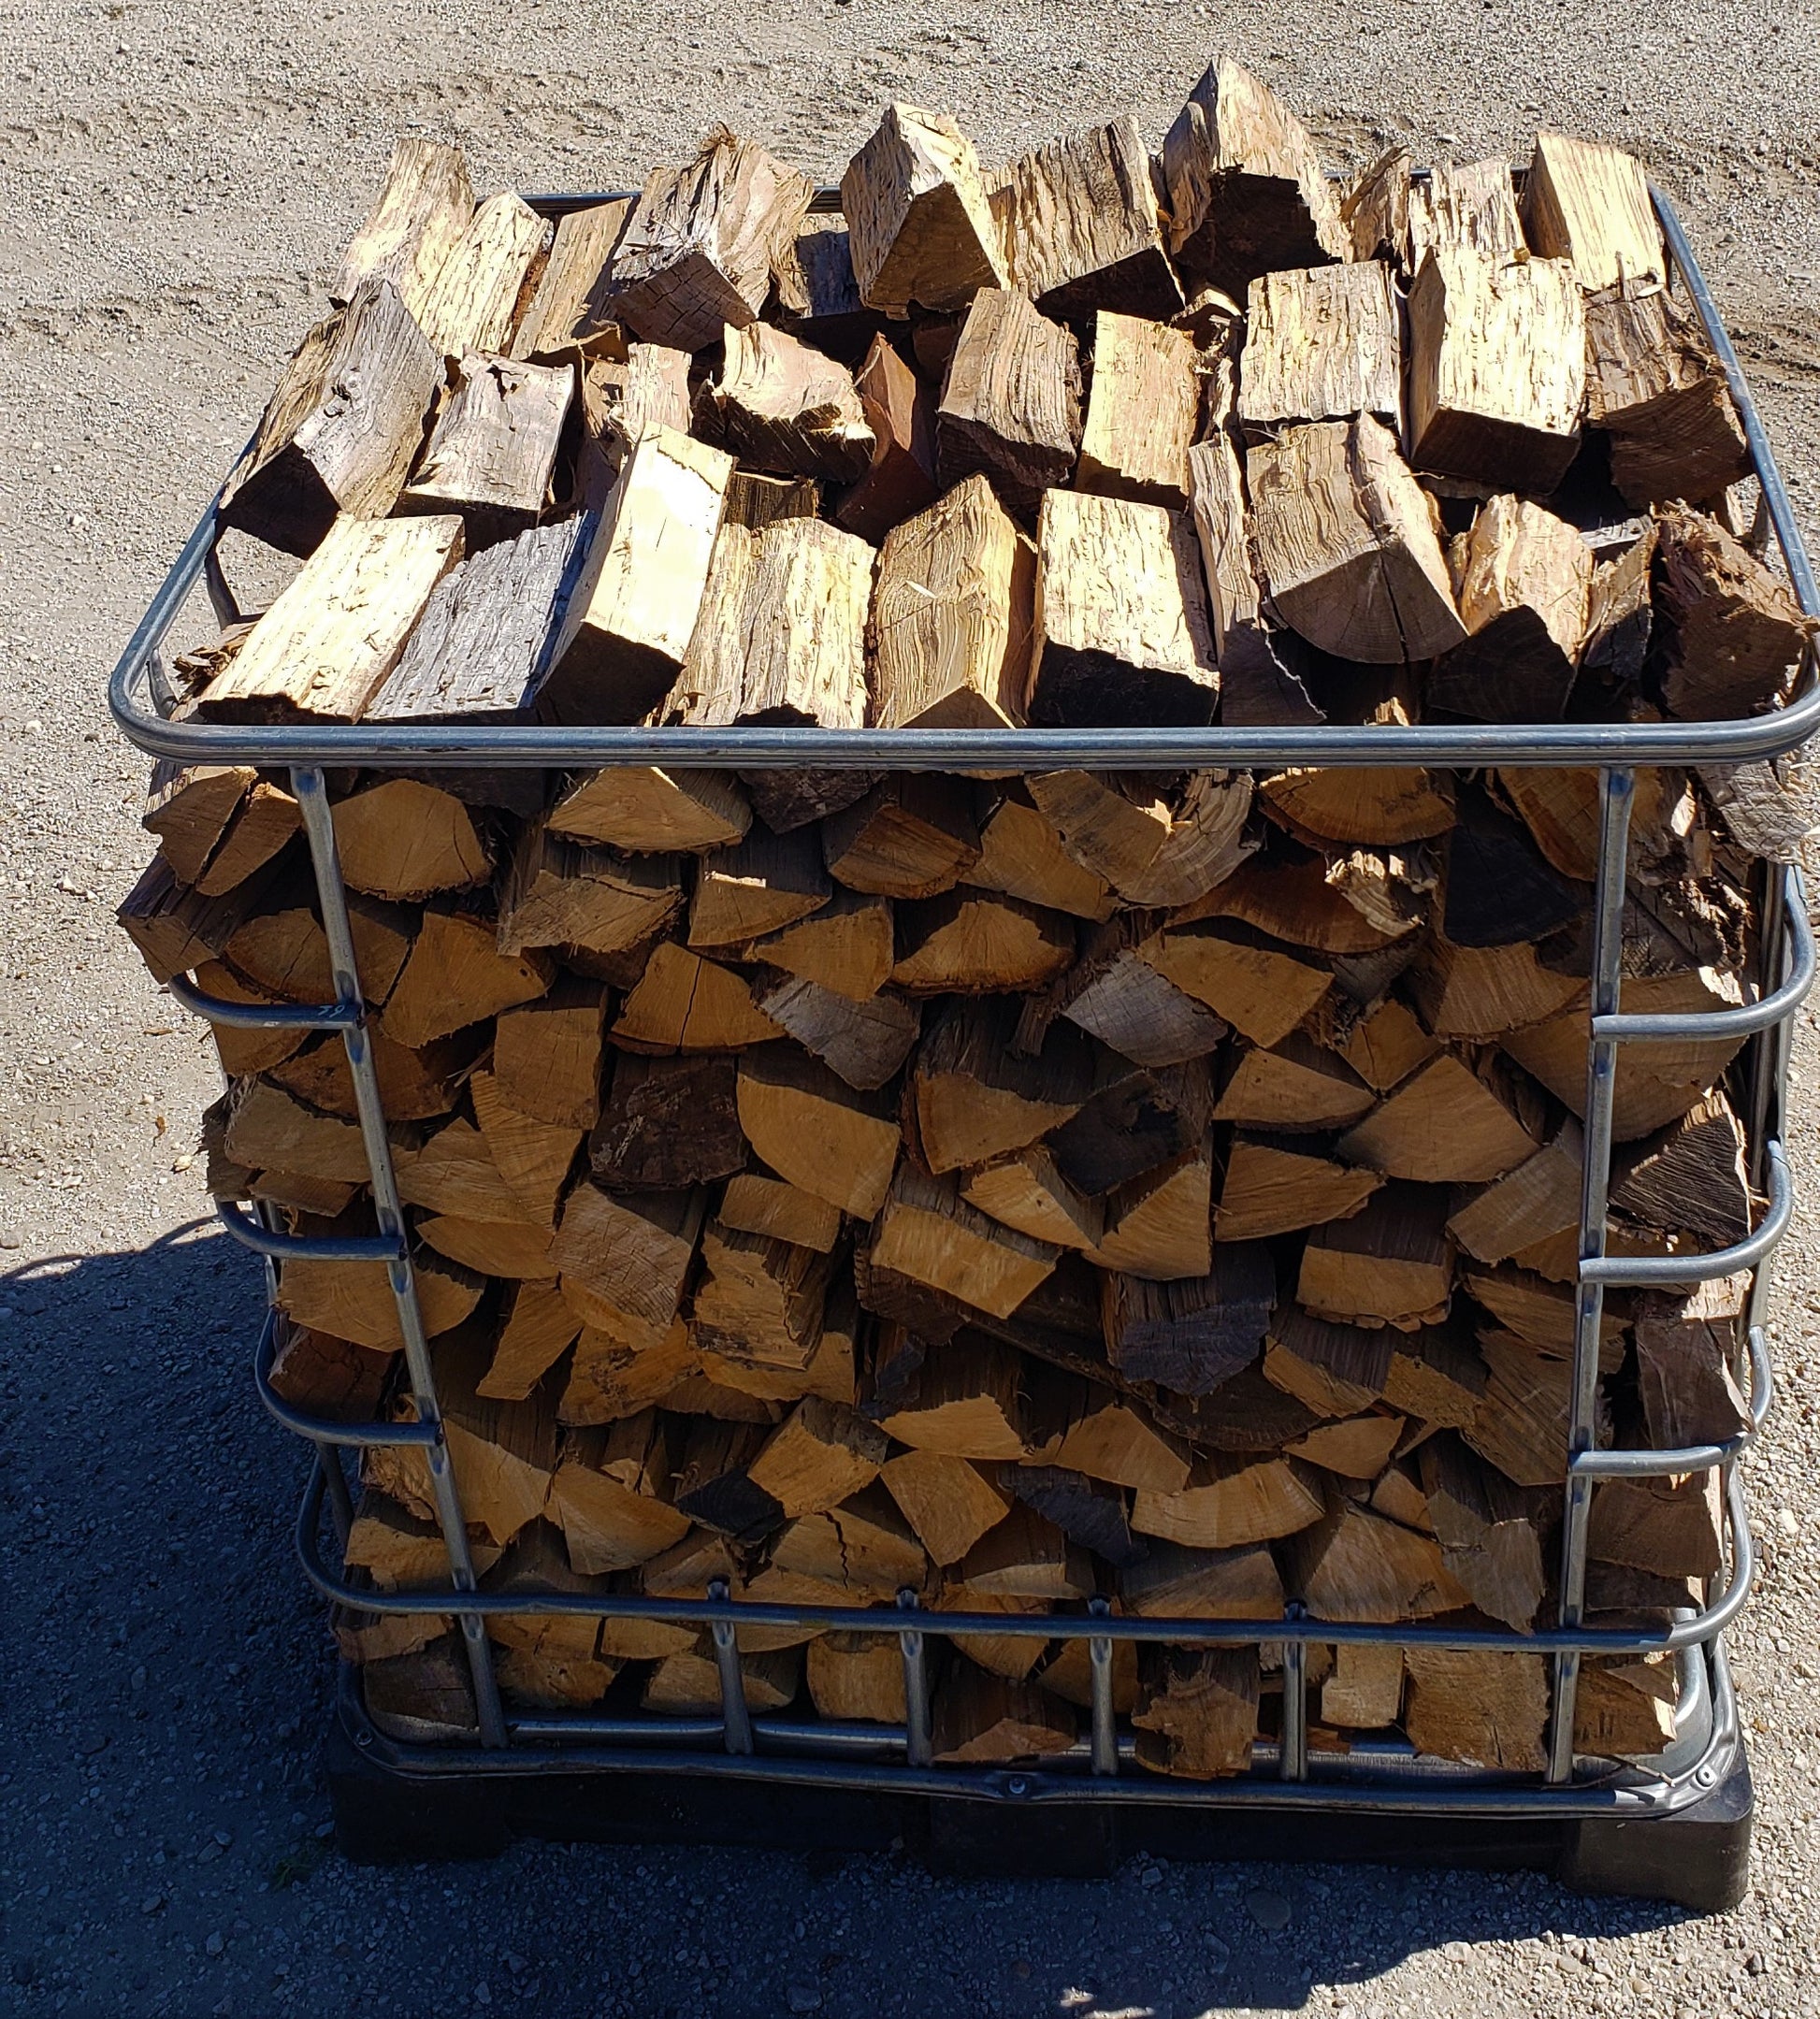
[[1582, 1141, 1791, 1286], [297, 1459, 1755, 1660], [215, 1199, 402, 1262], [167, 970, 354, 1032], [254, 1312, 441, 1449], [1596, 871, 1815, 1043], [1571, 1327, 1773, 1478]]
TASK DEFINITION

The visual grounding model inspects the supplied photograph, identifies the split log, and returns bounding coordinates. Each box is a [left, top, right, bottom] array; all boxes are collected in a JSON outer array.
[[330, 780, 491, 902], [961, 1147, 1104, 1255], [880, 1449, 1012, 1565], [117, 854, 289, 988], [270, 1324, 395, 1423], [643, 1641, 801, 1714], [754, 973, 919, 1091], [1260, 763, 1457, 849], [1652, 504, 1814, 722], [1633, 1273, 1752, 1449], [1101, 1239, 1274, 1393], [834, 333, 938, 542], [1160, 57, 1345, 292], [932, 1662, 1076, 1763], [221, 884, 414, 1008], [225, 1076, 370, 1184], [870, 1163, 1059, 1320], [891, 889, 1074, 994], [996, 1463, 1140, 1568], [199, 512, 463, 723], [1523, 131, 1664, 292], [741, 1398, 889, 1521], [1133, 1646, 1261, 1779], [935, 287, 1082, 520], [742, 887, 895, 1001], [509, 197, 632, 362], [715, 1172, 844, 1257], [218, 278, 442, 555], [496, 821, 683, 958], [963, 786, 1118, 918], [376, 907, 549, 1050], [692, 1221, 832, 1372], [840, 104, 1008, 316], [541, 429, 734, 724], [334, 137, 474, 319], [1131, 1451, 1323, 1550], [1047, 916, 1230, 1068], [1284, 1411, 1405, 1478], [611, 943, 781, 1053], [608, 130, 812, 353], [1047, 1058, 1214, 1200], [1237, 262, 1402, 433], [366, 516, 593, 726], [467, 1072, 582, 1225], [1403, 1647, 1547, 1771], [1337, 996, 1439, 1092], [1033, 1636, 1140, 1717], [1585, 283, 1751, 508], [1447, 1120, 1583, 1267], [737, 1044, 901, 1219], [1091, 1133, 1214, 1281], [752, 1487, 928, 1608], [1463, 1332, 1589, 1489], [1407, 248, 1585, 494], [689, 822, 830, 948], [547, 1413, 692, 1574], [1182, 850, 1409, 957], [1262, 1305, 1393, 1419], [1121, 1539, 1282, 1622], [578, 342, 695, 498], [1407, 937, 1585, 1041], [1026, 490, 1220, 725], [1212, 1033, 1376, 1132], [912, 1001, 1097, 1174], [142, 761, 260, 887], [1427, 495, 1593, 724], [954, 1504, 1091, 1601], [1417, 1435, 1546, 1633], [413, 191, 551, 357], [1285, 1490, 1468, 1622], [1381, 1323, 1489, 1430], [587, 1052, 744, 1190], [1139, 922, 1332, 1048], [483, 982, 606, 1133], [775, 219, 877, 364], [1589, 1467, 1724, 1579], [1247, 416, 1466, 665], [1297, 1182, 1454, 1330], [1024, 771, 1170, 891], [1322, 1641, 1404, 1728], [1337, 1050, 1542, 1184], [1076, 310, 1202, 509], [342, 1492, 498, 1594], [992, 113, 1180, 320], [549, 1182, 704, 1350], [821, 776, 981, 899], [548, 766, 750, 858], [279, 1227, 482, 1350], [1221, 1134, 1381, 1243], [707, 322, 875, 483], [869, 474, 1034, 729], [1038, 1387, 1192, 1493], [1440, 793, 1584, 949], [876, 1335, 1032, 1461], [1611, 1089, 1751, 1247], [806, 1633, 907, 1724], [477, 1280, 583, 1403]]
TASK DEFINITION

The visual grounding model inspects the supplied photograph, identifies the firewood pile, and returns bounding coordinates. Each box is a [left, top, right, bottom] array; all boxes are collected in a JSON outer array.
[[115, 57, 1818, 1777]]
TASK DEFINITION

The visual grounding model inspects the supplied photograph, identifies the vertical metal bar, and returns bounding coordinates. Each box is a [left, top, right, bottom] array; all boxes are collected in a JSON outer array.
[[292, 768, 508, 1749], [897, 1590, 932, 1767], [709, 1580, 754, 1755], [1547, 766, 1634, 1783], [1087, 1597, 1118, 1778], [1279, 1608, 1308, 1782]]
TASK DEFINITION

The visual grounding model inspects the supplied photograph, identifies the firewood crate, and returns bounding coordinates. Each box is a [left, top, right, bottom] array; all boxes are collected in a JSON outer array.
[[108, 180, 1818, 1916]]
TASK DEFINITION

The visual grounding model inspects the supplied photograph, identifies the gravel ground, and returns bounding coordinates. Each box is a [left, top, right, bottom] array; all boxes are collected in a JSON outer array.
[[3, 4, 1819, 2014]]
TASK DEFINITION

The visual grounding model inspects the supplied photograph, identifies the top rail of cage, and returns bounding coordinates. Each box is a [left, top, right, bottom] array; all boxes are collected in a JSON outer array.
[[108, 188, 1820, 773]]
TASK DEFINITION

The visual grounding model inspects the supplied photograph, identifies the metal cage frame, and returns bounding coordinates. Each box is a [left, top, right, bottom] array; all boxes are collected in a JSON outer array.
[[108, 187, 1818, 1828]]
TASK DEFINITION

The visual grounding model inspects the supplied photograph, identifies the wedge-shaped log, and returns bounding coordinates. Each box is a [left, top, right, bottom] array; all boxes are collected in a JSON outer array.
[[1102, 1237, 1274, 1393], [218, 279, 442, 556], [1407, 936, 1585, 1043], [1026, 490, 1220, 725], [611, 943, 781, 1054], [550, 767, 750, 859], [1212, 1032, 1375, 1132], [1419, 1435, 1546, 1633], [1404, 1647, 1547, 1772], [709, 322, 875, 483], [1047, 1057, 1213, 1200], [476, 1280, 582, 1403], [1285, 1490, 1468, 1622], [841, 103, 1008, 316], [1408, 247, 1585, 494], [1046, 916, 1229, 1069], [1091, 1133, 1214, 1282], [1238, 262, 1402, 433], [608, 130, 812, 352], [914, 1002, 1098, 1174], [880, 1449, 1012, 1565], [1262, 1304, 1393, 1419], [1611, 1088, 1751, 1247], [1338, 1050, 1540, 1184], [1585, 284, 1750, 508], [692, 1220, 833, 1372], [891, 888, 1073, 995], [1140, 921, 1331, 1049], [871, 1163, 1059, 1321], [1588, 1468, 1723, 1580], [1652, 504, 1814, 722], [397, 353, 571, 547], [1298, 1181, 1453, 1329], [1522, 131, 1663, 292], [1219, 1135, 1381, 1244], [510, 198, 634, 363], [550, 1182, 704, 1349], [689, 823, 830, 948], [1160, 56, 1346, 291], [961, 1147, 1104, 1255], [1076, 311, 1203, 509], [877, 1334, 1032, 1461], [1634, 1273, 1753, 1450], [1249, 415, 1465, 665], [497, 821, 683, 957], [333, 137, 474, 318], [1133, 1646, 1261, 1780], [413, 191, 551, 357], [737, 1044, 900, 1219], [822, 775, 980, 899], [329, 780, 491, 902], [833, 332, 938, 543], [199, 512, 462, 723], [870, 474, 1034, 729], [376, 908, 549, 1050], [1322, 1641, 1405, 1730], [548, 1413, 692, 1575], [1132, 1450, 1322, 1550]]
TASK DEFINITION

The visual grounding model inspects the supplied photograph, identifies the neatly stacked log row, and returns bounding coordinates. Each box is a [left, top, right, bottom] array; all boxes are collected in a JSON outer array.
[[116, 60, 1819, 1777]]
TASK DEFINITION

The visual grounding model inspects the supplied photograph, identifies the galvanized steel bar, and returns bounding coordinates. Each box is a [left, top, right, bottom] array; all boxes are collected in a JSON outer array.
[[709, 1581, 754, 1755], [898, 1591, 932, 1767]]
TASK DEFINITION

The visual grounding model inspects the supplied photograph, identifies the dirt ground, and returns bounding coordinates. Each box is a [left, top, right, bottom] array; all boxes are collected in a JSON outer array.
[[3, 3, 1820, 2014]]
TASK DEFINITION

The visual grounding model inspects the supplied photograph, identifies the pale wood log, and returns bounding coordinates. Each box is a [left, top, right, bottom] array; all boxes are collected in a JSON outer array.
[[1346, 154, 1529, 271], [496, 819, 684, 958], [142, 761, 256, 885], [396, 1114, 543, 1225], [540, 428, 733, 725], [870, 1162, 1059, 1320], [194, 960, 306, 1080], [992, 113, 1180, 320], [223, 885, 414, 1008], [1337, 996, 1439, 1092], [343, 1491, 500, 1594], [1338, 145, 1414, 266], [610, 943, 782, 1052], [1121, 1538, 1282, 1622], [1403, 1647, 1547, 1771], [870, 473, 1033, 729], [329, 779, 491, 901], [334, 137, 474, 318], [754, 973, 920, 1091], [961, 1147, 1104, 1255], [1407, 936, 1585, 1042], [822, 775, 980, 899], [740, 885, 894, 1001], [395, 349, 571, 543], [199, 512, 463, 723], [692, 1220, 832, 1372], [743, 1399, 890, 1522], [724, 516, 874, 728], [1408, 247, 1585, 494], [1212, 1033, 1378, 1132], [1047, 916, 1230, 1068], [1076, 310, 1202, 509], [548, 767, 750, 858], [1220, 1134, 1382, 1243], [911, 1000, 1096, 1174], [1418, 1434, 1547, 1633], [932, 1662, 1076, 1763], [1382, 1323, 1490, 1431], [546, 1413, 692, 1574], [1285, 1488, 1469, 1622], [690, 821, 830, 947], [280, 1229, 481, 1350], [413, 190, 551, 357], [877, 1335, 1031, 1461], [1337, 1050, 1542, 1183], [1322, 1641, 1404, 1728], [1249, 416, 1466, 664], [1090, 1133, 1214, 1281], [936, 288, 1082, 519], [832, 332, 938, 543], [1139, 921, 1332, 1048], [1262, 1304, 1393, 1418], [116, 854, 286, 989], [1463, 1331, 1592, 1488], [549, 1182, 704, 1348], [490, 982, 607, 1132], [715, 1173, 844, 1256], [708, 321, 874, 483], [891, 888, 1074, 994], [1523, 132, 1663, 292], [1132, 1451, 1323, 1550], [190, 779, 302, 898], [510, 198, 633, 363], [1261, 764, 1457, 848], [880, 1449, 1012, 1566], [1101, 1238, 1274, 1394], [1133, 1646, 1260, 1779], [840, 104, 1008, 316], [1589, 1467, 1724, 1579], [1297, 1182, 1454, 1330], [1585, 283, 1750, 507], [608, 131, 812, 352], [736, 1043, 900, 1219], [1285, 1412, 1405, 1478], [1447, 1119, 1583, 1266], [587, 1052, 744, 1190], [477, 1280, 582, 1403], [1026, 490, 1219, 724], [1239, 262, 1401, 432], [366, 516, 593, 725], [1653, 504, 1814, 721], [379, 906, 553, 1048], [1160, 57, 1346, 291], [1611, 1088, 1751, 1247], [1573, 1657, 1680, 1757], [224, 1076, 369, 1184], [643, 1641, 801, 1714], [1041, 1387, 1192, 1493], [806, 1633, 908, 1723], [219, 279, 443, 557]]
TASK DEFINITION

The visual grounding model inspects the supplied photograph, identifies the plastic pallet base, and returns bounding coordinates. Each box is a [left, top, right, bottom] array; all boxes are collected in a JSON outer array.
[[325, 1709, 1754, 1912]]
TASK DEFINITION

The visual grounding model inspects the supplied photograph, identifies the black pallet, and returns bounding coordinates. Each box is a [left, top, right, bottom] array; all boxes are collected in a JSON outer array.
[[325, 1697, 1754, 1913]]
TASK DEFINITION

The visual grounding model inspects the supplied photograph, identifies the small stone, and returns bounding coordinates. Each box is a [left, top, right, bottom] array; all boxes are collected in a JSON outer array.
[[1778, 1508, 1799, 1541], [787, 1987, 823, 2013], [1247, 1887, 1292, 1931], [214, 1829, 233, 1847], [206, 1933, 224, 1957], [1141, 1864, 1164, 1889], [475, 1987, 491, 2009], [1437, 130, 1460, 146], [140, 1893, 166, 1915]]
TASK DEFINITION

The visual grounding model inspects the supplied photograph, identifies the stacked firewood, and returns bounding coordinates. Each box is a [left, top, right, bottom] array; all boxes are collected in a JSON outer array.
[[117, 58, 1816, 1776]]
